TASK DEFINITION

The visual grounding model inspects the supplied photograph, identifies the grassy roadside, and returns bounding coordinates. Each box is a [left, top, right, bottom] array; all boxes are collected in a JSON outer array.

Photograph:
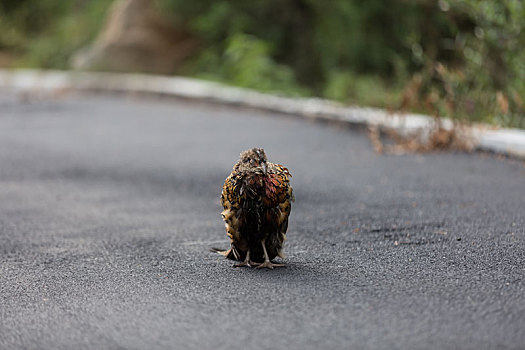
[[1, 0, 523, 129]]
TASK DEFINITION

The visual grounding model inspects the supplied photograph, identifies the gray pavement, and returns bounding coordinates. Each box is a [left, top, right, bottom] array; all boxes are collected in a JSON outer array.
[[0, 91, 524, 350]]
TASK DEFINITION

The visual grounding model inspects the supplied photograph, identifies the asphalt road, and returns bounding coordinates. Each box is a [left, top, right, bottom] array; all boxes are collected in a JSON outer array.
[[0, 91, 524, 350]]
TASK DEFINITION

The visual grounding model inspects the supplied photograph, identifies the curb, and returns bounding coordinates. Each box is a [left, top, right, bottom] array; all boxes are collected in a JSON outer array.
[[1, 69, 524, 159]]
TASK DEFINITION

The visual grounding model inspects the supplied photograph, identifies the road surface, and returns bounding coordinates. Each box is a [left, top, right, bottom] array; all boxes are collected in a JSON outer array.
[[1, 91, 524, 349]]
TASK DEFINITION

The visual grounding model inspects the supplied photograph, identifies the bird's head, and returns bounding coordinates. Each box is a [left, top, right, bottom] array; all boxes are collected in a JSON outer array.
[[237, 147, 268, 174]]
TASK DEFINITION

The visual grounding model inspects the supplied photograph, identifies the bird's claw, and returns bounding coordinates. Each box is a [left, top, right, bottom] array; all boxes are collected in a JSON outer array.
[[255, 261, 285, 269], [233, 260, 258, 268]]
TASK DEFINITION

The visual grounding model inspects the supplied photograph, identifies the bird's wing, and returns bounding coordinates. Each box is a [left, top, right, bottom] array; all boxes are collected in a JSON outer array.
[[266, 163, 294, 234], [220, 172, 246, 259]]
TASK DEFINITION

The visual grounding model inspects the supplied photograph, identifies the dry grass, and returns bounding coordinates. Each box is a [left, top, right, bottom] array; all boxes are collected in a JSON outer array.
[[368, 117, 475, 155]]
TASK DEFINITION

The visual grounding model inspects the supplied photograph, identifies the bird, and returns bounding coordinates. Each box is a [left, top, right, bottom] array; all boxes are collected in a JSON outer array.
[[214, 148, 294, 269]]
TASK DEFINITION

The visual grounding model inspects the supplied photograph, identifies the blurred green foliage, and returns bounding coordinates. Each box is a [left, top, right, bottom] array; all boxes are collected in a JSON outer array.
[[1, 0, 523, 127], [157, 0, 525, 127], [0, 0, 112, 67], [191, 32, 308, 95]]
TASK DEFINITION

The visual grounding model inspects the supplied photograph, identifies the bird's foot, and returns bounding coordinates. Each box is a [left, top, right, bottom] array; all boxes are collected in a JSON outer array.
[[255, 261, 285, 269], [233, 260, 258, 268]]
